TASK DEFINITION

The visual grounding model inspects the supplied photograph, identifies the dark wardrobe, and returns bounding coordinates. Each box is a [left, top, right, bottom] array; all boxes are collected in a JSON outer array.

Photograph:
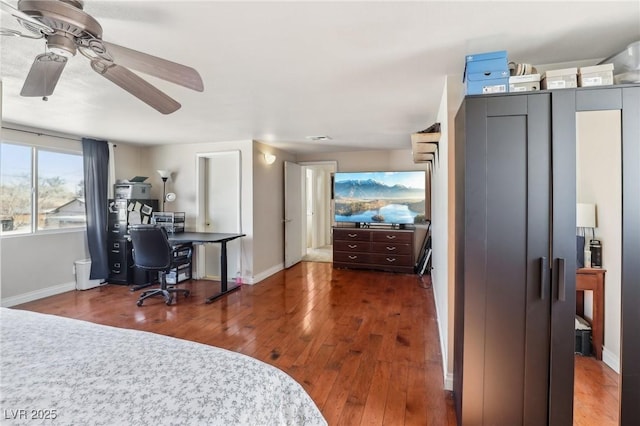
[[453, 85, 639, 425]]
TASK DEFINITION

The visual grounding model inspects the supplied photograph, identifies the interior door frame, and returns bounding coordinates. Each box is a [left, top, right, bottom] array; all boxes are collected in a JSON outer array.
[[194, 150, 242, 279], [299, 161, 337, 250]]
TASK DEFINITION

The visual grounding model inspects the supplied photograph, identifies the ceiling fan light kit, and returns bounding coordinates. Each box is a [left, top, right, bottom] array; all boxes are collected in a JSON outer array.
[[1, 0, 204, 114]]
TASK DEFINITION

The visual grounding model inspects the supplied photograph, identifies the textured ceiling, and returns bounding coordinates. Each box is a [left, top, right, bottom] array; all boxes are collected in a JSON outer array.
[[1, 1, 639, 153]]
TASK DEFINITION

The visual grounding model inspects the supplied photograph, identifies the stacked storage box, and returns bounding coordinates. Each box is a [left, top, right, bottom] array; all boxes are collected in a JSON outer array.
[[541, 68, 578, 90], [598, 40, 640, 84], [463, 50, 510, 95], [578, 64, 614, 87], [509, 74, 541, 92]]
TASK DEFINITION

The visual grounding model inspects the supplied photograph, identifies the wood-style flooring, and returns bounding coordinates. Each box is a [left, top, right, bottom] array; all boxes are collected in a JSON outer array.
[[11, 261, 619, 425], [13, 262, 456, 425], [574, 355, 619, 426]]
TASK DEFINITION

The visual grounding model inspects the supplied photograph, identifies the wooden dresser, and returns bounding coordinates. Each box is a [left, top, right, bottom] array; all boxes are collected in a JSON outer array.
[[333, 227, 414, 273]]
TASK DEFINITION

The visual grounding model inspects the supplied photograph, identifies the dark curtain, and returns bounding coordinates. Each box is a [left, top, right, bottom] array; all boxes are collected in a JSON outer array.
[[82, 138, 110, 280]]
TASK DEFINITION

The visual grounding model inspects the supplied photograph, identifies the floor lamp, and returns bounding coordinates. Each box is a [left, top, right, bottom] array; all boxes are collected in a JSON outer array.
[[157, 170, 171, 212]]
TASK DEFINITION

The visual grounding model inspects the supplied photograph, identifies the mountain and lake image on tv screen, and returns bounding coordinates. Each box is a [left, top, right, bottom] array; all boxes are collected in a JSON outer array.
[[333, 171, 426, 225]]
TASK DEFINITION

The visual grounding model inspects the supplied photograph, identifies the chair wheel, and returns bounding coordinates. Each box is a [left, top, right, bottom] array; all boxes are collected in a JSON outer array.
[[165, 298, 173, 306], [136, 300, 143, 307], [184, 290, 191, 297]]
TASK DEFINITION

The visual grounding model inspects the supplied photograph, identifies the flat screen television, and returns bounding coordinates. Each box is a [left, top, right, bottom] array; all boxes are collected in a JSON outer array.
[[333, 171, 426, 226]]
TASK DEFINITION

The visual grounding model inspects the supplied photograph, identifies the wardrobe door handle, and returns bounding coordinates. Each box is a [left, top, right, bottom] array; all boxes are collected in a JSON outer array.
[[557, 258, 566, 301], [540, 257, 547, 300]]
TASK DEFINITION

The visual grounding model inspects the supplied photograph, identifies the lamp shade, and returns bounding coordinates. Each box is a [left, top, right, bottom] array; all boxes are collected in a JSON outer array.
[[157, 169, 171, 180], [576, 203, 596, 228]]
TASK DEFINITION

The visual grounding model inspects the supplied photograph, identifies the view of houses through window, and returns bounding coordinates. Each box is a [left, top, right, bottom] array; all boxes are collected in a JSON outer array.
[[0, 142, 85, 235]]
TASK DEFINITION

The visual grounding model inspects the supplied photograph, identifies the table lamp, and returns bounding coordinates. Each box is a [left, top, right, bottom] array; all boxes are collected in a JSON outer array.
[[576, 203, 596, 268]]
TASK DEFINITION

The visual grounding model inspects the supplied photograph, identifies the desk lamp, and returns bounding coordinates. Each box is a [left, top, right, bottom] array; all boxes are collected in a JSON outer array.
[[157, 170, 171, 211]]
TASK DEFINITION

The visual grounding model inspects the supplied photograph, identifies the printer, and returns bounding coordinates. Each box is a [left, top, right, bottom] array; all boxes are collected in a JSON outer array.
[[114, 176, 152, 199]]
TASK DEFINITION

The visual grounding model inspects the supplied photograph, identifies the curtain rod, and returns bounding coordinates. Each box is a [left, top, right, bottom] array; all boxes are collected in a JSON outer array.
[[2, 125, 80, 142], [1, 126, 117, 147]]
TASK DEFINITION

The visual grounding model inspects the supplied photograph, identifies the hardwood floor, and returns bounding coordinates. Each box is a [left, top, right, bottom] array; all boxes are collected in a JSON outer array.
[[12, 262, 457, 426], [573, 355, 619, 426], [10, 261, 618, 425]]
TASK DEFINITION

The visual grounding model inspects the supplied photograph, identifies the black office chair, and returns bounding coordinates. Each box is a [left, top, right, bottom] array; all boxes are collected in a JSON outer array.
[[129, 224, 190, 306]]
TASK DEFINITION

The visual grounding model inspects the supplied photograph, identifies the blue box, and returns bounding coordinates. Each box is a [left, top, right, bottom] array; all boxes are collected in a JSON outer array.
[[464, 50, 510, 95]]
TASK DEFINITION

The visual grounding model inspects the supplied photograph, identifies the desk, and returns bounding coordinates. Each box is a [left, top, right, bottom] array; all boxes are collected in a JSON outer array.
[[168, 232, 246, 304], [576, 268, 606, 360]]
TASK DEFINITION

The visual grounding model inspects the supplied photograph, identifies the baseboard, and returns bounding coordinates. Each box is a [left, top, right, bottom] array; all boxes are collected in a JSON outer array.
[[431, 268, 453, 390], [602, 346, 620, 373], [1, 281, 76, 307], [251, 263, 284, 284]]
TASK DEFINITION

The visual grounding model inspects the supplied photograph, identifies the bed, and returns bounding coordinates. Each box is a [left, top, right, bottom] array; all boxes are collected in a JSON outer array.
[[0, 308, 327, 425]]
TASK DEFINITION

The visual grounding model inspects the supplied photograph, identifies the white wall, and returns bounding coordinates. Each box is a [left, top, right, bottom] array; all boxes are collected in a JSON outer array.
[[297, 148, 424, 172], [576, 110, 622, 372], [429, 75, 464, 390], [145, 140, 261, 281], [252, 142, 296, 279]]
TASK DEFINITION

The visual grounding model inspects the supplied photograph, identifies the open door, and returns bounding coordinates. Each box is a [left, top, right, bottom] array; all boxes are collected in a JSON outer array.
[[284, 161, 303, 268]]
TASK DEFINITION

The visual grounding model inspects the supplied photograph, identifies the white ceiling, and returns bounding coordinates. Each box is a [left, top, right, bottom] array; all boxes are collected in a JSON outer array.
[[1, 1, 639, 154]]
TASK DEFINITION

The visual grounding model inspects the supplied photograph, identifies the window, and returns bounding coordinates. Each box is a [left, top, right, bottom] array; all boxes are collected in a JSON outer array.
[[1, 142, 85, 235]]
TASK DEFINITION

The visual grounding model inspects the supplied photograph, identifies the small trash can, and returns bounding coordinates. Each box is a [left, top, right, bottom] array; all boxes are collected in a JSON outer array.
[[75, 259, 102, 290]]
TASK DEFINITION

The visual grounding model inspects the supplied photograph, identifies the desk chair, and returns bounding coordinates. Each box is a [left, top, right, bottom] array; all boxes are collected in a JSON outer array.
[[129, 224, 190, 306]]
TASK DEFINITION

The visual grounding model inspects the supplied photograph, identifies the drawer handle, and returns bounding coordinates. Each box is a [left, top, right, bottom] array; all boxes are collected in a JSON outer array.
[[386, 258, 397, 263], [386, 246, 397, 251], [386, 235, 397, 239], [113, 243, 120, 248], [114, 263, 121, 268], [348, 233, 357, 238], [348, 255, 358, 260], [348, 244, 358, 249], [111, 249, 119, 253]]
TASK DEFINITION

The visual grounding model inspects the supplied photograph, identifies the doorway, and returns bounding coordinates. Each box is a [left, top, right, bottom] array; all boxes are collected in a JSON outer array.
[[300, 162, 336, 263], [195, 150, 242, 280]]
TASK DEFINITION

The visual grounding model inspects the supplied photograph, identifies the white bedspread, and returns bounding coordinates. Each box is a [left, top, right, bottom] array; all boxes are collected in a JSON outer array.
[[0, 308, 326, 426]]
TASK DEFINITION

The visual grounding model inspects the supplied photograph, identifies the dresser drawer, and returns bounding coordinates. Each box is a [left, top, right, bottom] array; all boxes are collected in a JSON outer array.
[[334, 240, 371, 253], [371, 242, 412, 255], [108, 221, 127, 237], [109, 238, 127, 253], [371, 231, 413, 243], [333, 229, 371, 241], [371, 253, 413, 267], [333, 251, 371, 264]]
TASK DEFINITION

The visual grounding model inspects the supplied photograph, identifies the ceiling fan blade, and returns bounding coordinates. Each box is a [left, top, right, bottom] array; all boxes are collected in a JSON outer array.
[[0, 0, 52, 35], [102, 41, 204, 92], [91, 60, 181, 114], [20, 53, 67, 97]]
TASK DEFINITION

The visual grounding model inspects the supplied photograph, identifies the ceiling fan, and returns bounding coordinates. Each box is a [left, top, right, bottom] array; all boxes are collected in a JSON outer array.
[[0, 0, 204, 114]]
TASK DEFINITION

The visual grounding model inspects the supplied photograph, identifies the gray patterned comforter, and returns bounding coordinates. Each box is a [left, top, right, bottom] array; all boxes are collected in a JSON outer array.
[[0, 308, 327, 426]]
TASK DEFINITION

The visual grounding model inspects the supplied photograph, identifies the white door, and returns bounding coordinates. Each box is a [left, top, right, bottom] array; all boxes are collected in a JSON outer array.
[[284, 161, 303, 268]]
